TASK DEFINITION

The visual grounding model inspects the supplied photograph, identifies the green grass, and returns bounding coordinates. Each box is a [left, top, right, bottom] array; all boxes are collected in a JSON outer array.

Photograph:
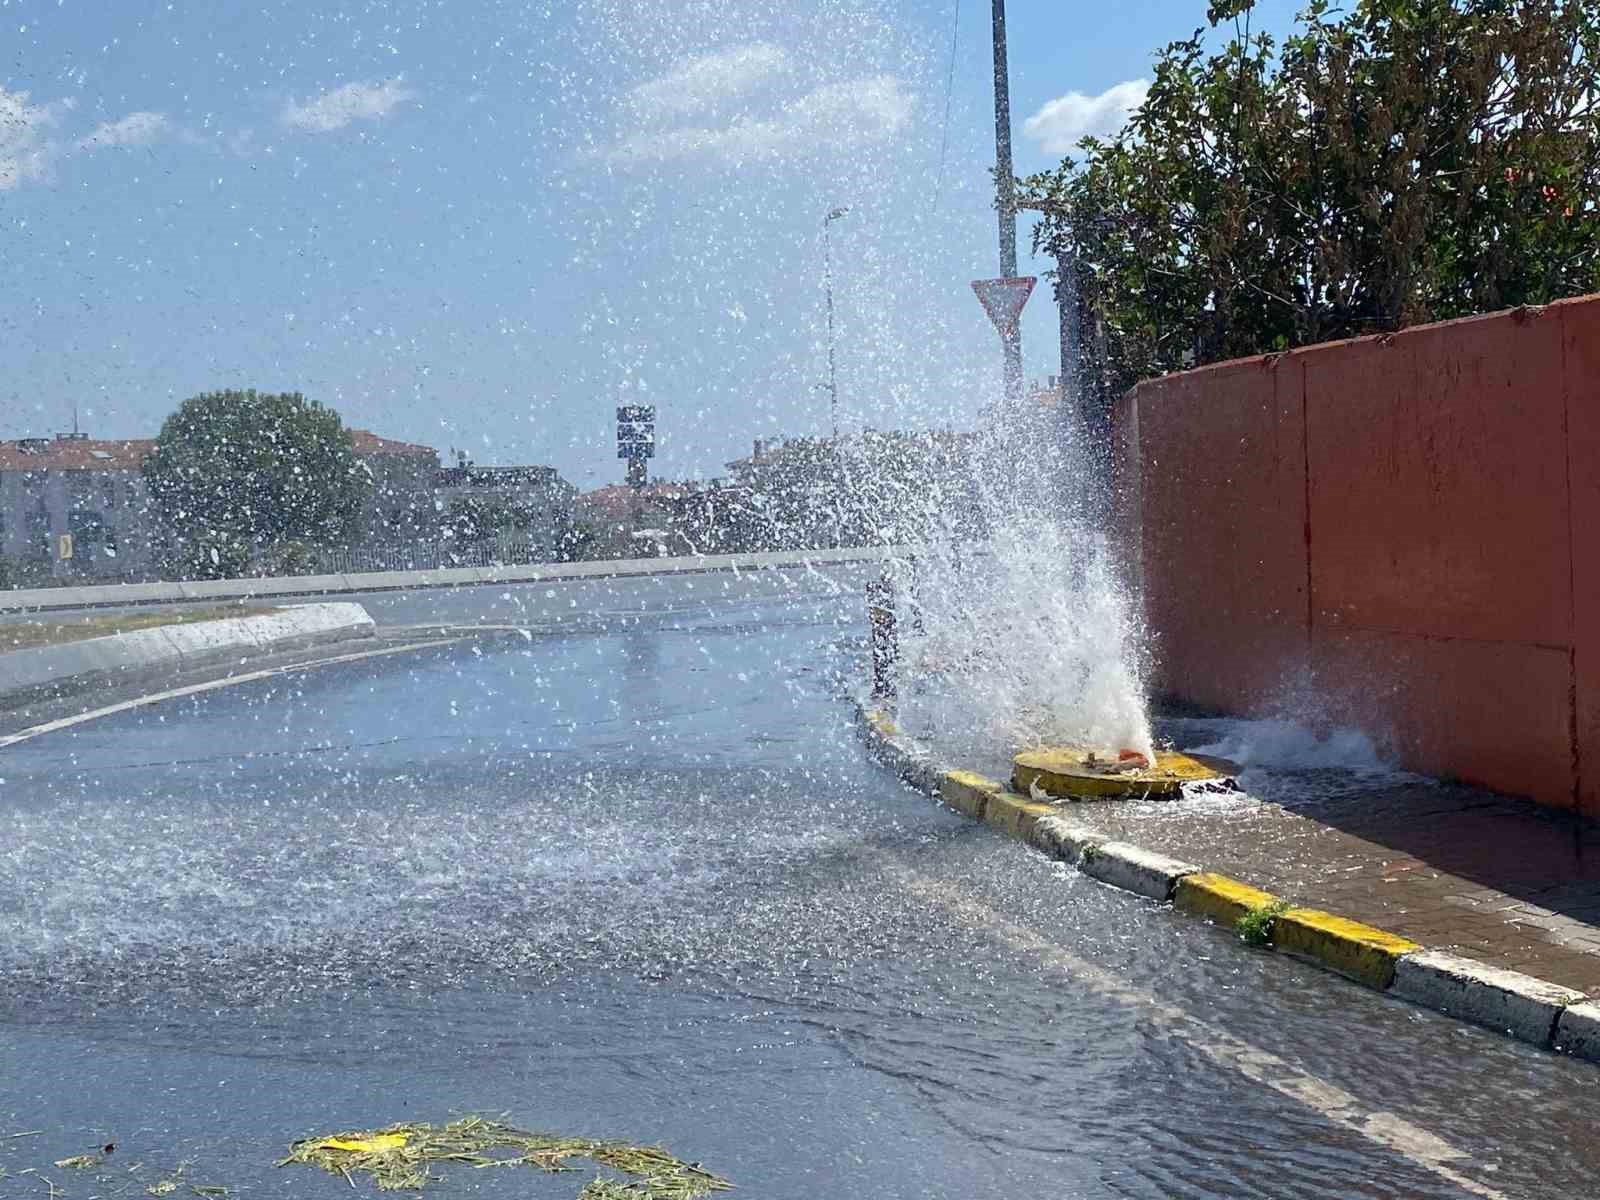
[[1236, 899, 1293, 948], [1, 606, 274, 654]]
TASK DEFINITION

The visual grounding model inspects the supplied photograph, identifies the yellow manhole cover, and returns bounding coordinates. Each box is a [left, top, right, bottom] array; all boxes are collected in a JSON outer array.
[[1012, 747, 1239, 799]]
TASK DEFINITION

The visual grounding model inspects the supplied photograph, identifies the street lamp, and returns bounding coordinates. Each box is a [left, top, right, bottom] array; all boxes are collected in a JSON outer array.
[[823, 205, 851, 442]]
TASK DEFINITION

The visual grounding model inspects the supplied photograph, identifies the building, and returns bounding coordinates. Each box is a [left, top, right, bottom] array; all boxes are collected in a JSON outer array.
[[431, 454, 579, 561], [723, 429, 984, 549], [0, 433, 161, 581], [350, 430, 441, 544], [1, 426, 475, 583]]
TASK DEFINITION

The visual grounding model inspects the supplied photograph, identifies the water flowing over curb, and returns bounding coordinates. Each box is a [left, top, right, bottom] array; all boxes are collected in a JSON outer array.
[[851, 686, 1600, 1065]]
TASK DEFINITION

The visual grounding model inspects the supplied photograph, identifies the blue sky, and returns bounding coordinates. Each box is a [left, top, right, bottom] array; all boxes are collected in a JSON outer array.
[[1, 0, 1298, 487]]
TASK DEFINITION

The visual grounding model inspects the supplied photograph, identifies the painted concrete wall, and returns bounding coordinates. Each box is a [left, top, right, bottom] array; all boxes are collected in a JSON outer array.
[[1115, 293, 1600, 814]]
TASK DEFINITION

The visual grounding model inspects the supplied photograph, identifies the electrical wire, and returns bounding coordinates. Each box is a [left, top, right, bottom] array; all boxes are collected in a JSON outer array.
[[933, 0, 960, 210]]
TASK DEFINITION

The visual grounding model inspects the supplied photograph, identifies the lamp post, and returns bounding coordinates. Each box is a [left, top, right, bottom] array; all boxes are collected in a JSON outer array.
[[990, 0, 1022, 405], [823, 205, 851, 441]]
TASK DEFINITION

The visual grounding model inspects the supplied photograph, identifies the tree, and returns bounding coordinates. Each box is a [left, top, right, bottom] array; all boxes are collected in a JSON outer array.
[[1021, 0, 1600, 413], [143, 389, 373, 579], [441, 494, 533, 543]]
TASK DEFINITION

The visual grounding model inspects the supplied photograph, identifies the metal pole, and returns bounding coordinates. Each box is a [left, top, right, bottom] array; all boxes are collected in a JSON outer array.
[[824, 206, 849, 441], [867, 574, 898, 699], [991, 0, 1022, 404], [825, 221, 838, 441]]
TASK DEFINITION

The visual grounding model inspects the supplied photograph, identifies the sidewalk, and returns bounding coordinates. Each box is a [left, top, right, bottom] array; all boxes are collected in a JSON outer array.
[[1050, 759, 1600, 994], [867, 690, 1600, 1050]]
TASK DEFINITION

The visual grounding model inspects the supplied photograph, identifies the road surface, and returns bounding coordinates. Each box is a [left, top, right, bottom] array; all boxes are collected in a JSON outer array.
[[1, 567, 1594, 1198]]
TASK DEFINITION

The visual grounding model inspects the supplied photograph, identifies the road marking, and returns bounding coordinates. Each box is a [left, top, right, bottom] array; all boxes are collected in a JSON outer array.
[[0, 638, 457, 750], [878, 856, 1508, 1200]]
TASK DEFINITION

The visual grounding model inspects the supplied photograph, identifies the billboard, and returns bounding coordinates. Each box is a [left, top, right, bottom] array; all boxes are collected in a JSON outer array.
[[616, 404, 655, 460]]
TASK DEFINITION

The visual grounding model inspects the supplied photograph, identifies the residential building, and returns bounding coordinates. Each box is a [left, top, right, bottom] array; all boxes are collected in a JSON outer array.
[[0, 427, 450, 583], [0, 433, 161, 581], [350, 430, 441, 543], [431, 454, 579, 561], [724, 429, 984, 549]]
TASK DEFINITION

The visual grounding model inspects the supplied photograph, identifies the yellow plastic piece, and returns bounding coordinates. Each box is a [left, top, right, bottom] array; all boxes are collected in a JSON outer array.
[[1274, 908, 1421, 990], [1013, 748, 1238, 800], [1173, 872, 1281, 925], [317, 1133, 410, 1154]]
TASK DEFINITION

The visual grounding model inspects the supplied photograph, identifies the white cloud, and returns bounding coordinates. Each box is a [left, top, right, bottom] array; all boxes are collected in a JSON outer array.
[[76, 111, 170, 151], [627, 43, 789, 124], [611, 61, 913, 166], [0, 86, 73, 190], [1023, 79, 1149, 155], [282, 79, 415, 133]]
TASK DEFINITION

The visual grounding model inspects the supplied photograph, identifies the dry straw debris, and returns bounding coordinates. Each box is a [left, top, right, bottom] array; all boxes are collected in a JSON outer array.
[[279, 1116, 731, 1197]]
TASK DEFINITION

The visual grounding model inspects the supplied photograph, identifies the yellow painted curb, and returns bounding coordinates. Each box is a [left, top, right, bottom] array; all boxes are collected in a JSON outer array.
[[1274, 908, 1421, 990], [1014, 747, 1238, 799], [940, 771, 1002, 821], [857, 696, 1423, 999], [982, 791, 1056, 839], [1173, 873, 1281, 926], [866, 710, 898, 739]]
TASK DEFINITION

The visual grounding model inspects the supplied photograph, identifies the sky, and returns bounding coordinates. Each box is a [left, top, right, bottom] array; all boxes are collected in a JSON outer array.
[[0, 0, 1300, 489]]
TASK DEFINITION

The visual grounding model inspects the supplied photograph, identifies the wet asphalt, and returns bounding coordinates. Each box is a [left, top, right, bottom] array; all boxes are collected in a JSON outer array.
[[0, 568, 1595, 1199]]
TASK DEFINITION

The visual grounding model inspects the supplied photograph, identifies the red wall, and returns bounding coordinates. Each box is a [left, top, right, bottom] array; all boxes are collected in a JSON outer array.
[[1117, 294, 1600, 813]]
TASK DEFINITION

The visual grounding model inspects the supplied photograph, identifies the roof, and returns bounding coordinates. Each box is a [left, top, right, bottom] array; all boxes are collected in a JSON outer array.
[[0, 438, 155, 471], [349, 429, 439, 458], [0, 428, 438, 471]]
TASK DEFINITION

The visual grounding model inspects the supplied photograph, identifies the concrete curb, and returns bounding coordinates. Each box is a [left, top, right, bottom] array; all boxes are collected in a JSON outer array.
[[851, 689, 1600, 1065], [1392, 950, 1584, 1046], [0, 546, 901, 615], [0, 602, 375, 710]]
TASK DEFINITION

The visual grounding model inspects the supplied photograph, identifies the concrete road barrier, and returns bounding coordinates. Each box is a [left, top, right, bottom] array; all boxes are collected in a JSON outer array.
[[0, 546, 904, 615], [0, 602, 375, 710]]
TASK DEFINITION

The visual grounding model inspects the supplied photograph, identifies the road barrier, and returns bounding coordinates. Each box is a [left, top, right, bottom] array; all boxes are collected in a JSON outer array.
[[0, 603, 375, 710], [0, 546, 901, 615]]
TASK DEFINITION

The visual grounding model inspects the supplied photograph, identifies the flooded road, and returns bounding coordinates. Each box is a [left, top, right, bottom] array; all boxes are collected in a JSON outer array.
[[1, 571, 1594, 1199]]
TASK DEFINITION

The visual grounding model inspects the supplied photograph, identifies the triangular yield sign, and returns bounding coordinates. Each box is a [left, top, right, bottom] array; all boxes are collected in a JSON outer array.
[[971, 276, 1036, 337]]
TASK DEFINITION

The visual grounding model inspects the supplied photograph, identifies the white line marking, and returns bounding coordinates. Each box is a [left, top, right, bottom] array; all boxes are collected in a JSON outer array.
[[0, 638, 457, 750], [878, 856, 1508, 1200]]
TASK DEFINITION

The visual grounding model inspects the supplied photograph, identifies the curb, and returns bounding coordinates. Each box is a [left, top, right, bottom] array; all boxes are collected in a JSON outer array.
[[851, 690, 1600, 1065], [0, 602, 376, 711]]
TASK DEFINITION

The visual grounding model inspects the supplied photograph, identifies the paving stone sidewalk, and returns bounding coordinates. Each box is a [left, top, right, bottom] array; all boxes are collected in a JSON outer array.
[[1050, 768, 1600, 994]]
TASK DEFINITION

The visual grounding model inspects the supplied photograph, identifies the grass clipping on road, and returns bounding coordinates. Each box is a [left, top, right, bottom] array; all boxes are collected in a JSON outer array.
[[280, 1117, 731, 1197]]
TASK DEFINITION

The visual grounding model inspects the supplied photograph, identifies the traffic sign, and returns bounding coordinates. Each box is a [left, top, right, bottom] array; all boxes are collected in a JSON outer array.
[[971, 276, 1036, 338]]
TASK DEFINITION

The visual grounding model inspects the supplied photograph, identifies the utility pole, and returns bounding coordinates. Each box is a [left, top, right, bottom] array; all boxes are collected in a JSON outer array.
[[823, 205, 850, 441], [991, 0, 1022, 405]]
